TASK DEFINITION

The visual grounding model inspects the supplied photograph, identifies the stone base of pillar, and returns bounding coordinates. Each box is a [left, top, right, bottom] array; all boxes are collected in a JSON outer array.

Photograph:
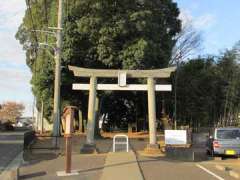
[[80, 143, 98, 154], [144, 143, 161, 154]]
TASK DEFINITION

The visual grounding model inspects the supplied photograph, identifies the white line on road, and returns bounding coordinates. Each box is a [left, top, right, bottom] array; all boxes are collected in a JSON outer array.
[[196, 164, 225, 180]]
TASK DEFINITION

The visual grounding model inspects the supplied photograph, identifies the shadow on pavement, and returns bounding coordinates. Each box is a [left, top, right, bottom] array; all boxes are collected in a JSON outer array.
[[19, 171, 47, 179], [23, 149, 58, 163]]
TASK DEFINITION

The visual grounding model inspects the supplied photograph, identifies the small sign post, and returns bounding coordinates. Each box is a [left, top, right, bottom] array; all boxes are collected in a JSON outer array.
[[64, 107, 73, 174], [57, 106, 79, 176]]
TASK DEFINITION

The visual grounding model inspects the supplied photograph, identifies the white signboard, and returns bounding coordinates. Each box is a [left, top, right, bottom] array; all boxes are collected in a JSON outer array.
[[165, 130, 187, 145], [118, 72, 127, 87]]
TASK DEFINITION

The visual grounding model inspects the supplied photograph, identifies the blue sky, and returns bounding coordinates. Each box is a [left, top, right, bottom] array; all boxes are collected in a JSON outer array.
[[175, 0, 240, 54], [0, 0, 240, 116]]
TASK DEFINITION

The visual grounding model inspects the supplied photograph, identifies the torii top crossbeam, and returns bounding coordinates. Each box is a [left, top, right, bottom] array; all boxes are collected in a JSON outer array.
[[68, 65, 176, 78]]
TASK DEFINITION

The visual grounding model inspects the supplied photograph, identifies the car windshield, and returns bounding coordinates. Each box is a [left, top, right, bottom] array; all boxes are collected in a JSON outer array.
[[217, 129, 240, 139]]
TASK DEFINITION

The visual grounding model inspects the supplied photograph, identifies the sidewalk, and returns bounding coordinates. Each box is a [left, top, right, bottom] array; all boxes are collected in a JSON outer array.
[[19, 150, 143, 180], [100, 151, 144, 180], [17, 135, 146, 179], [20, 153, 106, 180]]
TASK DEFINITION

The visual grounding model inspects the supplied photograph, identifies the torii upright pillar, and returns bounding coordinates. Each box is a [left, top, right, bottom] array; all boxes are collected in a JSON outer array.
[[80, 76, 98, 153], [147, 77, 157, 145], [144, 77, 160, 153]]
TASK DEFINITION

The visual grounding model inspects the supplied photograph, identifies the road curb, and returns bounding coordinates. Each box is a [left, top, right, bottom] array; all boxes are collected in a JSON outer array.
[[0, 130, 34, 180], [165, 147, 208, 162], [0, 151, 23, 180]]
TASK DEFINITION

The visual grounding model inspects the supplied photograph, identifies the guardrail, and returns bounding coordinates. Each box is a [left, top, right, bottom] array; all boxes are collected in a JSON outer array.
[[113, 134, 129, 152]]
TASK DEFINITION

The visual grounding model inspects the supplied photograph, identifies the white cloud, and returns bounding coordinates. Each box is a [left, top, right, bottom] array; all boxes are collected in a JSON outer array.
[[179, 10, 216, 30], [0, 67, 31, 85], [0, 0, 26, 30], [0, 1, 26, 65], [179, 9, 193, 27], [0, 32, 26, 64]]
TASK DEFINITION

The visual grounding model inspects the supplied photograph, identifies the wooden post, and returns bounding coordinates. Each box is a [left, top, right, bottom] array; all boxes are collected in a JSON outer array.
[[56, 106, 80, 176], [64, 107, 73, 174], [65, 134, 72, 173]]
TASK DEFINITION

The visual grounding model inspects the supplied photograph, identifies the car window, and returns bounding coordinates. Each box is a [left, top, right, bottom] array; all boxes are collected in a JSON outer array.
[[217, 130, 240, 139]]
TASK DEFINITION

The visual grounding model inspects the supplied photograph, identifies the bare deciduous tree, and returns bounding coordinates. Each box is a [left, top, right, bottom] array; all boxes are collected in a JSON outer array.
[[0, 102, 25, 123], [170, 22, 202, 65], [170, 20, 202, 129]]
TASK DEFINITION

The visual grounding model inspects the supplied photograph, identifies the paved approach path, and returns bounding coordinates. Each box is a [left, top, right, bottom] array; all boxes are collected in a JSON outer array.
[[100, 151, 143, 180]]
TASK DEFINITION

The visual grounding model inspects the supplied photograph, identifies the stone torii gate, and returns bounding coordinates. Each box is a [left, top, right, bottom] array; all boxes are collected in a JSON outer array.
[[69, 65, 176, 153]]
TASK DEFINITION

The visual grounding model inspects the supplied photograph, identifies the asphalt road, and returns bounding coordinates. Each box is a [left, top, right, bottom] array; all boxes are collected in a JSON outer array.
[[0, 130, 25, 173], [137, 155, 237, 180]]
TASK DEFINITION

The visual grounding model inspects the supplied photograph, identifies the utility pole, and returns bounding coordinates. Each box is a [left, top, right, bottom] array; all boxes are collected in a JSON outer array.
[[174, 54, 181, 130], [174, 67, 177, 130], [52, 0, 63, 141]]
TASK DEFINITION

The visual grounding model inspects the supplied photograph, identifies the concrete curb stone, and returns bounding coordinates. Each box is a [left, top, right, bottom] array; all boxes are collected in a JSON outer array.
[[0, 152, 23, 180]]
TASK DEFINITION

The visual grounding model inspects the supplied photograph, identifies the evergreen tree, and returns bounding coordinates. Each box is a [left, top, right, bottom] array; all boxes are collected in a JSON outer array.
[[16, 0, 181, 123]]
